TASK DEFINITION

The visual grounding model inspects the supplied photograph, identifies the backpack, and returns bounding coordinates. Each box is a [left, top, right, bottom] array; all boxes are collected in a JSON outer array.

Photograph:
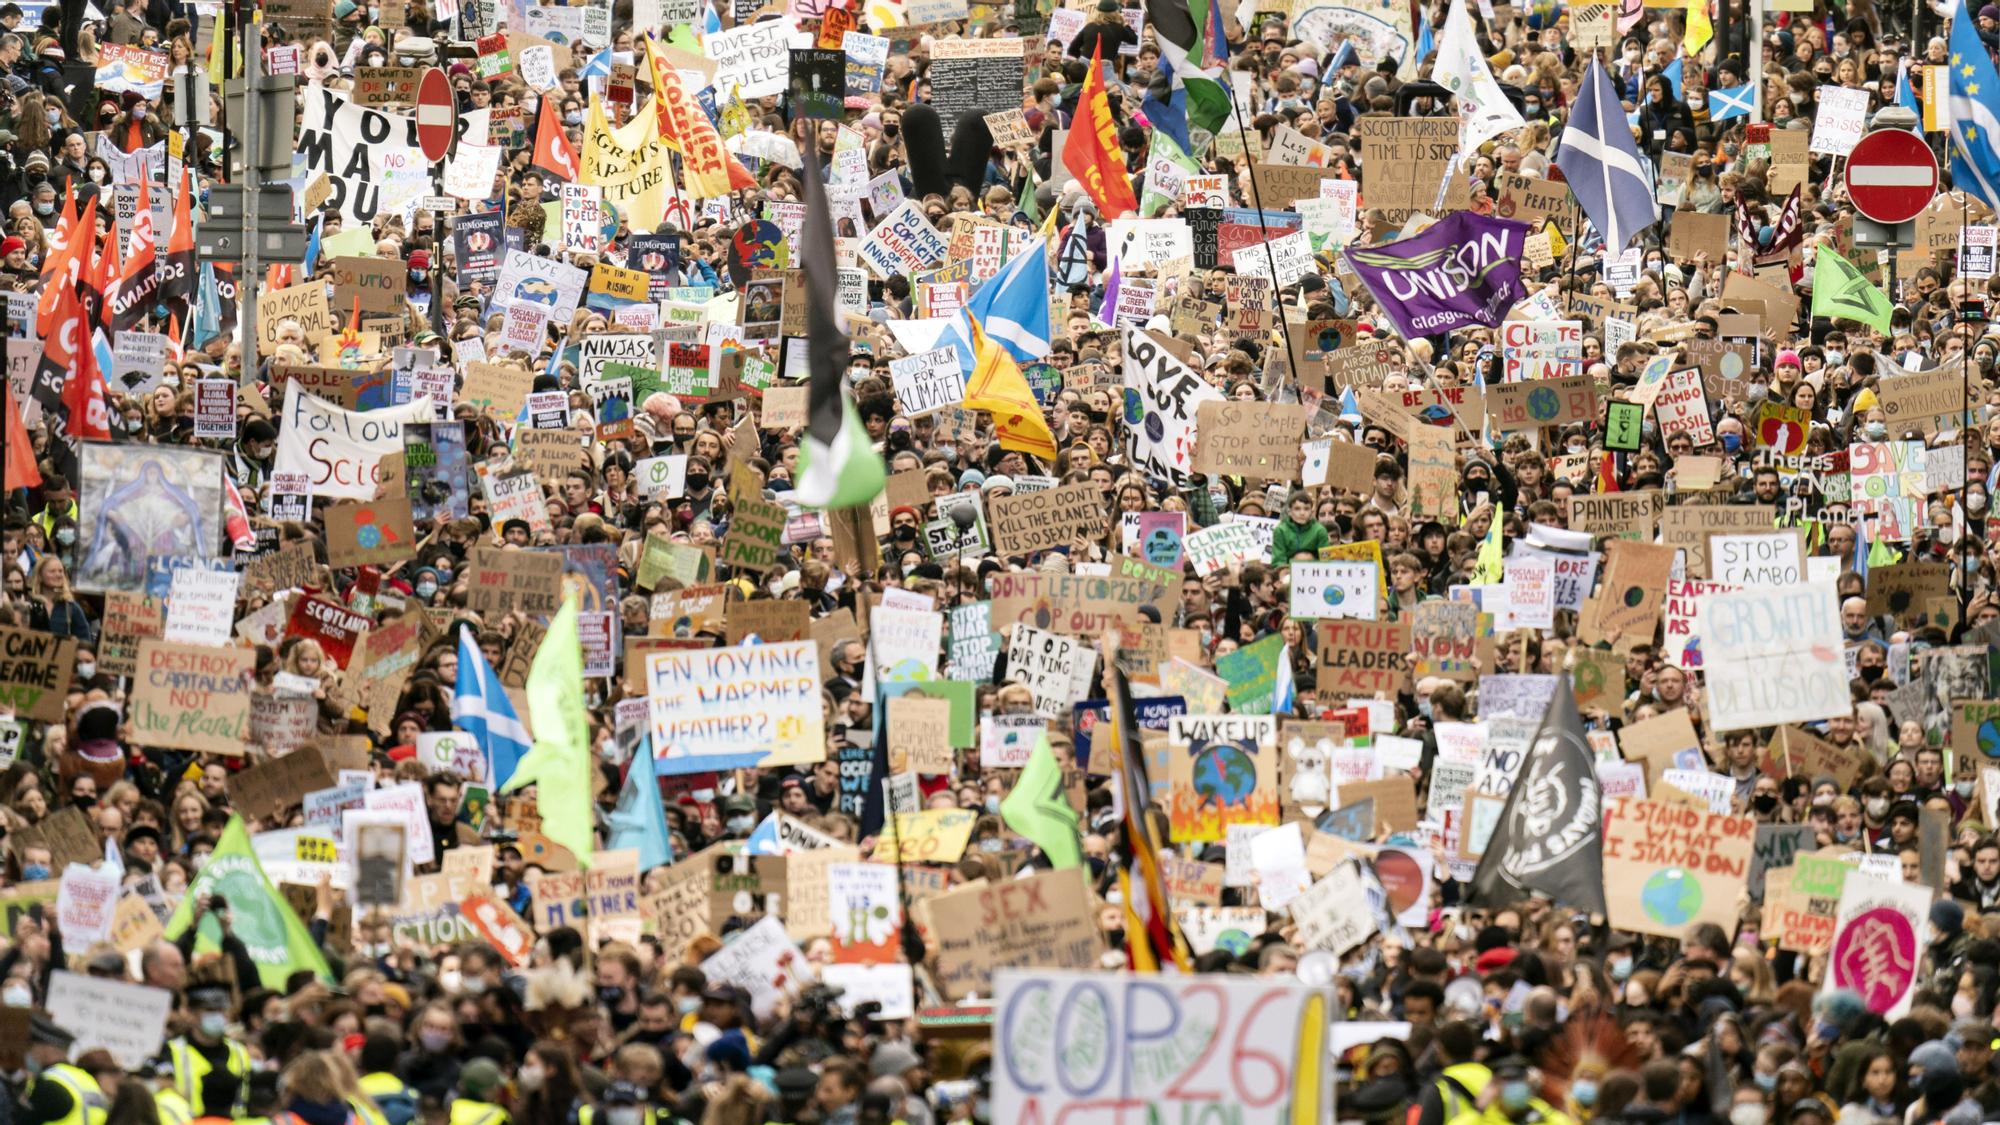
[[374, 1088, 419, 1125]]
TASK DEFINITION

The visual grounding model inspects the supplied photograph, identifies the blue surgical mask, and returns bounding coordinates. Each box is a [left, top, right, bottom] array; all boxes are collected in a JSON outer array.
[[984, 795, 1002, 814], [1755, 1072, 1778, 1092], [678, 997, 701, 1015], [1573, 1080, 1599, 1108], [1501, 1081, 1533, 1112], [20, 863, 48, 881], [1721, 432, 1741, 453], [1865, 422, 1888, 440], [1608, 956, 1633, 981], [199, 1012, 228, 1037]]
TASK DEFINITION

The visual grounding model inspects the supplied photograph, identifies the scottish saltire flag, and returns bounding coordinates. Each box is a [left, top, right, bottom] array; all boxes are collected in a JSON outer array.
[[1555, 58, 1657, 253], [582, 46, 612, 80], [1663, 58, 1683, 99], [1949, 0, 2000, 208], [1708, 84, 1753, 121], [453, 628, 532, 791], [966, 237, 1052, 362]]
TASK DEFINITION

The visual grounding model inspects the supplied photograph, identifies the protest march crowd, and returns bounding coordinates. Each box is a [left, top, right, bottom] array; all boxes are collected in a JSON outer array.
[[12, 0, 2000, 1114]]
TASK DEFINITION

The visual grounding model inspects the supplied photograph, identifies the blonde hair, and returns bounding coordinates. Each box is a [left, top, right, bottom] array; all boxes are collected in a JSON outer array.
[[281, 1049, 369, 1108]]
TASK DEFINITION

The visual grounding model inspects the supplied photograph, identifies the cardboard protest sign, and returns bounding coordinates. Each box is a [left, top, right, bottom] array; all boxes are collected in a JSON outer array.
[[1582, 540, 1677, 651], [227, 747, 336, 819], [0, 626, 77, 722], [925, 867, 1100, 999], [129, 641, 254, 754], [324, 499, 416, 567], [887, 695, 954, 775], [1315, 620, 1411, 696], [1192, 401, 1312, 480], [987, 480, 1106, 557], [1602, 798, 1754, 937], [466, 547, 564, 616], [1166, 715, 1278, 842], [1765, 853, 1849, 953]]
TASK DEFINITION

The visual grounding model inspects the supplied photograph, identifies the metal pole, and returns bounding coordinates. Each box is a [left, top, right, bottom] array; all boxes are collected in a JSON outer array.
[[239, 5, 260, 373], [1230, 90, 1301, 382], [1748, 0, 1763, 121]]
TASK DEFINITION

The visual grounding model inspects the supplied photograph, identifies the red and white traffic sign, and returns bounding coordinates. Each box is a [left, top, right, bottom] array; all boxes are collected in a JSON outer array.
[[1843, 128, 1938, 225], [415, 67, 456, 165]]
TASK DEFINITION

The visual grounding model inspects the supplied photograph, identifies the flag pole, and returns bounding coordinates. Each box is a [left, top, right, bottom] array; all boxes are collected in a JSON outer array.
[[1229, 88, 1303, 381]]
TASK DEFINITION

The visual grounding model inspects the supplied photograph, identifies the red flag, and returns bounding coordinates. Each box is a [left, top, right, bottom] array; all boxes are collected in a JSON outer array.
[[3, 391, 40, 493], [160, 166, 195, 307], [111, 180, 159, 333], [531, 93, 579, 182], [47, 287, 107, 442], [91, 216, 121, 331], [36, 193, 89, 324], [1061, 43, 1138, 220]]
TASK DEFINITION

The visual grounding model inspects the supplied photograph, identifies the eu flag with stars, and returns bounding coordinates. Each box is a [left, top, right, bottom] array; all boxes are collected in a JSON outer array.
[[1950, 0, 2000, 209]]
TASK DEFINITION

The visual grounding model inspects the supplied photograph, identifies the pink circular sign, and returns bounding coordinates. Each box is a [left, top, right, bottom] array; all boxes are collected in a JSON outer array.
[[1829, 906, 1918, 1013]]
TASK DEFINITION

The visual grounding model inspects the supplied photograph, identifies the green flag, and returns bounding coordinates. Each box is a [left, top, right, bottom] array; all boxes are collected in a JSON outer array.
[[1811, 246, 1894, 335], [504, 595, 597, 867], [163, 817, 332, 990], [999, 734, 1082, 869], [1140, 128, 1200, 218]]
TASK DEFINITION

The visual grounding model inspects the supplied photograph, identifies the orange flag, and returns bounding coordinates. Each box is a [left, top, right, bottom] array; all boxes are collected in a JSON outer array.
[[1062, 43, 1138, 220], [35, 192, 85, 324], [3, 389, 40, 492], [646, 37, 756, 197]]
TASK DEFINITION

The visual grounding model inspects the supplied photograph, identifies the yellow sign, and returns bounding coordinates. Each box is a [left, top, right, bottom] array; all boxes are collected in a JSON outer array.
[[589, 262, 651, 304], [296, 835, 338, 864], [871, 808, 977, 865]]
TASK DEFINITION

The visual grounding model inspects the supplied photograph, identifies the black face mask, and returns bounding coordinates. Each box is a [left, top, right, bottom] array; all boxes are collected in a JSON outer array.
[[685, 474, 710, 492], [1860, 664, 1885, 683], [1752, 794, 1780, 814], [893, 526, 917, 542]]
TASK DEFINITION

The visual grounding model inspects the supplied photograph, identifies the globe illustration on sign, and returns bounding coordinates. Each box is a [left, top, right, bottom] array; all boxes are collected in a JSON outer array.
[[1191, 742, 1258, 806], [1145, 529, 1178, 562], [1123, 389, 1145, 426], [1641, 868, 1702, 927], [1980, 719, 2000, 757], [1527, 386, 1560, 420], [1323, 585, 1347, 608], [1214, 926, 1256, 956]]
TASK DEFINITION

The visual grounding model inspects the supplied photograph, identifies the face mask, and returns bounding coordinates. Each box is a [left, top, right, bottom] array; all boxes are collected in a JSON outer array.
[[33, 202, 51, 216], [419, 1029, 453, 1052], [88, 169, 105, 183], [1745, 383, 1768, 404], [1608, 956, 1633, 982], [1752, 794, 1779, 813], [416, 582, 437, 598], [1814, 1020, 1843, 1043], [979, 837, 1003, 853], [1973, 493, 1990, 513], [1860, 664, 1884, 683], [1525, 102, 1541, 115], [726, 815, 753, 832], [1866, 797, 1890, 818], [1865, 422, 1888, 440], [678, 997, 701, 1015], [1500, 1081, 1533, 1112], [1418, 698, 1435, 720], [564, 111, 583, 125], [984, 795, 1002, 814], [199, 1013, 229, 1037], [463, 976, 488, 995], [131, 105, 145, 119], [44, 109, 57, 125], [439, 970, 462, 992], [517, 1066, 545, 1092], [410, 270, 427, 284], [74, 662, 93, 680], [1731, 1105, 1769, 1125], [54, 529, 73, 546], [21, 863, 48, 881], [1755, 1072, 1778, 1092], [1721, 432, 1742, 453], [1573, 1081, 1598, 1108], [607, 1110, 641, 1125], [1, 985, 29, 1007], [598, 985, 626, 1006], [1956, 779, 1978, 798], [685, 474, 710, 492]]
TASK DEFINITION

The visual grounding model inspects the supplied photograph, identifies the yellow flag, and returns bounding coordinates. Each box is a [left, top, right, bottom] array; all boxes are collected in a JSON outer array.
[[1683, 0, 1713, 56], [964, 315, 1057, 460]]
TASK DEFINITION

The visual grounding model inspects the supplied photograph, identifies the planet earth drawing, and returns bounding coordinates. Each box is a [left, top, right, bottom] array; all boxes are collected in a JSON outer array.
[[1191, 742, 1258, 806], [1641, 868, 1702, 927]]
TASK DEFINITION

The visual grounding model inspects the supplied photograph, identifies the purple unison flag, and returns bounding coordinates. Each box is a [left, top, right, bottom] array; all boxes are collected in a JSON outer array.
[[1341, 211, 1533, 339]]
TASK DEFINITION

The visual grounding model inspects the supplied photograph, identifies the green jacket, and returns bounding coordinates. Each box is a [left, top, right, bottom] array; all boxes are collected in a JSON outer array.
[[1270, 517, 1330, 563]]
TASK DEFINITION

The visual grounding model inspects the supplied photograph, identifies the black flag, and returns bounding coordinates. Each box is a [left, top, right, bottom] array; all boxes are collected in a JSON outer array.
[[1467, 675, 1607, 914]]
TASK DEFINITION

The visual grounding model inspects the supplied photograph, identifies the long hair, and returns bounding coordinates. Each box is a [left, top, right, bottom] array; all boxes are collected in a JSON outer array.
[[515, 1041, 584, 1125], [105, 1079, 161, 1125]]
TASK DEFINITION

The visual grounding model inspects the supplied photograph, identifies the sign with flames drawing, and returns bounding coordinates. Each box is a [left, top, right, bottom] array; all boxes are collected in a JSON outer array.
[[1827, 875, 1930, 1018], [1166, 715, 1279, 843]]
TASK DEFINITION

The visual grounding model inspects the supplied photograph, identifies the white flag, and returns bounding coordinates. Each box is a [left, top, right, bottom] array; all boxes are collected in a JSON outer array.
[[1432, 0, 1527, 153]]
